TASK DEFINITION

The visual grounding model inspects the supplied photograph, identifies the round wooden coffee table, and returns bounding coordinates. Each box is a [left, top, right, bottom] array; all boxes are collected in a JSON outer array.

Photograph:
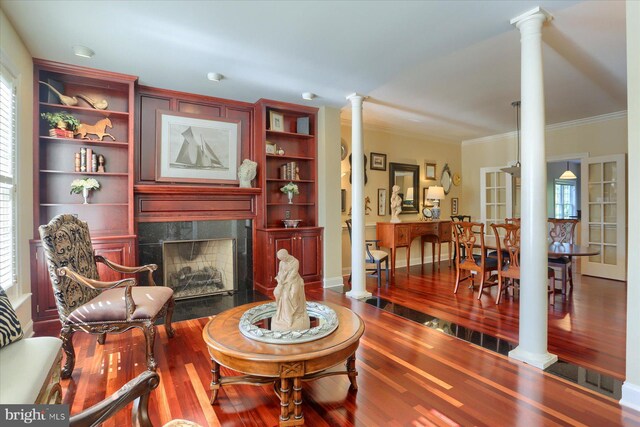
[[202, 301, 364, 426]]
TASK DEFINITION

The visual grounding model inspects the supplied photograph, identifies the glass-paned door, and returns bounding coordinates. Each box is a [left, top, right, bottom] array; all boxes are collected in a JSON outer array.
[[480, 167, 512, 235], [581, 154, 626, 281]]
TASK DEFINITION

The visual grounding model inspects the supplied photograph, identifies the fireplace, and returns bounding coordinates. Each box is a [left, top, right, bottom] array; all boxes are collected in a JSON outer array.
[[138, 220, 252, 297], [163, 238, 235, 299]]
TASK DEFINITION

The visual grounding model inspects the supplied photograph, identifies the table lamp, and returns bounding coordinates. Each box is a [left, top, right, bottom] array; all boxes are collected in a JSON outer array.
[[426, 186, 445, 219]]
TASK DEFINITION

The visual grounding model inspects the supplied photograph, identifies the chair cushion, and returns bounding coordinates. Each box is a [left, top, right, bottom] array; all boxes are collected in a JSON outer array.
[[368, 250, 388, 261], [0, 288, 23, 348], [68, 286, 173, 323], [548, 256, 571, 264], [0, 336, 62, 403], [461, 254, 497, 269]]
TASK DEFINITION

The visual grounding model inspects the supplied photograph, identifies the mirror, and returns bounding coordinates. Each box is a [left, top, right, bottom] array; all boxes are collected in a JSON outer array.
[[441, 163, 452, 195], [389, 162, 419, 214]]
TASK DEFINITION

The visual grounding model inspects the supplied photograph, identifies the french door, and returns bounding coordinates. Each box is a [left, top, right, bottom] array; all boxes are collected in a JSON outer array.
[[580, 154, 626, 280], [480, 167, 513, 235]]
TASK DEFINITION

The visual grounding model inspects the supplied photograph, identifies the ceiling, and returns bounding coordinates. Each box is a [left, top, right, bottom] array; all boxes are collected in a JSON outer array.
[[0, 0, 627, 142]]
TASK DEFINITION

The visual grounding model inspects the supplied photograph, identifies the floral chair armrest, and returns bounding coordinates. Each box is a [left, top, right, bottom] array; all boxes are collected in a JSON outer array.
[[57, 267, 138, 319], [95, 255, 158, 286]]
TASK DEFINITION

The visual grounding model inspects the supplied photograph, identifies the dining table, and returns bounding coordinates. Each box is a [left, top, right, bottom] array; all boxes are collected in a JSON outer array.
[[478, 235, 600, 294]]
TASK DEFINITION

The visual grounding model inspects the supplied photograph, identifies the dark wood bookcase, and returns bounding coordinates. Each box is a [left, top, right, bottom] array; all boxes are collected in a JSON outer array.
[[31, 59, 137, 335], [253, 99, 323, 295]]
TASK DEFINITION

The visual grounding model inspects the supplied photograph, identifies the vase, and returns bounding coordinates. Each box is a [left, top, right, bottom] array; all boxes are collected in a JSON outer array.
[[82, 187, 90, 204], [287, 192, 294, 204]]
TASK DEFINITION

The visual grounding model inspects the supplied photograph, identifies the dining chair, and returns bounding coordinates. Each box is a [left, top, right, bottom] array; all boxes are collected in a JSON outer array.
[[345, 219, 389, 287], [452, 221, 498, 300], [38, 214, 175, 379], [491, 223, 556, 304], [547, 218, 579, 294], [450, 215, 471, 262], [505, 217, 521, 225]]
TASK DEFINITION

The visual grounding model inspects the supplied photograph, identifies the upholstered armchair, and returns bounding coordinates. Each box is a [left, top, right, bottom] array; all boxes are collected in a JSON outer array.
[[38, 214, 175, 379]]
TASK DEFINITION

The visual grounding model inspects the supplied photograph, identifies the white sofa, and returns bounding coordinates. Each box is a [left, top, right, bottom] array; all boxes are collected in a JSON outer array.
[[0, 336, 63, 404]]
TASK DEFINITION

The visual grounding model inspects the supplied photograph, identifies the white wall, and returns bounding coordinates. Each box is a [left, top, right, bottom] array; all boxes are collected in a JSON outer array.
[[340, 123, 461, 271], [317, 106, 343, 287], [462, 114, 627, 222], [621, 0, 640, 412], [0, 8, 34, 335]]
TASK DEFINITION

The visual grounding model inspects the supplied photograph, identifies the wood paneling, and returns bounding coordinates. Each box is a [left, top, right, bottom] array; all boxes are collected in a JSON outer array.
[[60, 286, 639, 426]]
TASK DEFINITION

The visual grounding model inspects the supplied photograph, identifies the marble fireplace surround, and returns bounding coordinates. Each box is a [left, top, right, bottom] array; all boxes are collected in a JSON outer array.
[[138, 220, 253, 296]]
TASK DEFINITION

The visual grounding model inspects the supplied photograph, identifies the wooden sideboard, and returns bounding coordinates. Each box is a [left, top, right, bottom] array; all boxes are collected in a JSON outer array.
[[376, 220, 452, 281]]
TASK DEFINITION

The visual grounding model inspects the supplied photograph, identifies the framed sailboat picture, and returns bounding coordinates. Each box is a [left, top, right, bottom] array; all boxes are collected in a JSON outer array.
[[156, 111, 240, 183]]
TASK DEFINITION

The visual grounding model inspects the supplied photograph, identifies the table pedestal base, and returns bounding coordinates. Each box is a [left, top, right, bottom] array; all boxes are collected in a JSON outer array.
[[210, 354, 358, 427]]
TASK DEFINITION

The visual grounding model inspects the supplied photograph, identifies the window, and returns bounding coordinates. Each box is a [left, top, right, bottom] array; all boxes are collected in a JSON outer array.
[[554, 179, 577, 219], [0, 61, 17, 290]]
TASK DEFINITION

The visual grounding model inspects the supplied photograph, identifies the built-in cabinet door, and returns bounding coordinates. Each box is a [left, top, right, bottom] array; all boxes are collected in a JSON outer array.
[[297, 230, 322, 281], [94, 240, 134, 282], [480, 167, 513, 235], [580, 154, 626, 281]]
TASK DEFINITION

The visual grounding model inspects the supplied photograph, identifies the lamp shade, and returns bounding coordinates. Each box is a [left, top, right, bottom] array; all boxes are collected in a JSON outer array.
[[559, 162, 577, 180], [426, 186, 445, 200], [405, 187, 414, 201]]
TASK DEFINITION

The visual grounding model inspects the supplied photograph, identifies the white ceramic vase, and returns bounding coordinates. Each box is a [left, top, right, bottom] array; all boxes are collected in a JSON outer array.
[[82, 187, 90, 204], [287, 192, 294, 204]]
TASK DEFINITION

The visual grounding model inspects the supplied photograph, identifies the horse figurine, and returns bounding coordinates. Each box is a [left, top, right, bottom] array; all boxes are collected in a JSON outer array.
[[74, 118, 115, 141]]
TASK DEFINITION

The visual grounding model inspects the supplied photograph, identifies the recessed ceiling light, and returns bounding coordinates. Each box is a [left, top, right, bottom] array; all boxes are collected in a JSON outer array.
[[302, 92, 316, 100], [73, 45, 95, 58], [207, 72, 224, 82]]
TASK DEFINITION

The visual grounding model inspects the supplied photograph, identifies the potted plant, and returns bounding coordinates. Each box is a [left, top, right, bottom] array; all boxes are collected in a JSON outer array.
[[70, 178, 100, 204], [280, 182, 299, 204], [40, 111, 80, 138]]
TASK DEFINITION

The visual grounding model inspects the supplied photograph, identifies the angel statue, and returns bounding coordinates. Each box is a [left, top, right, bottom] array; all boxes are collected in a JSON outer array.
[[271, 249, 310, 331]]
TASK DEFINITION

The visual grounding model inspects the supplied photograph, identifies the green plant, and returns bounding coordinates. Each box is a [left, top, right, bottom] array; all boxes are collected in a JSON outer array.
[[40, 111, 80, 131]]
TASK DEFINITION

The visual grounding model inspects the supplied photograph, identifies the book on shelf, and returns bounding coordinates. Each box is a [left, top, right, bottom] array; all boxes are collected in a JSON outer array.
[[279, 161, 299, 180], [49, 128, 74, 138], [80, 147, 86, 172]]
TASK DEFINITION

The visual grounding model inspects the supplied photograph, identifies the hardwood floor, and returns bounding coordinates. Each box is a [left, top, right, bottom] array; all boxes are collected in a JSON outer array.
[[371, 262, 626, 380], [60, 271, 637, 426]]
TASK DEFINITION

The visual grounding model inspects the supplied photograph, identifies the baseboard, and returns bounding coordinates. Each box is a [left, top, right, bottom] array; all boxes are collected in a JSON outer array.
[[621, 381, 640, 411], [323, 276, 344, 289], [342, 253, 450, 275]]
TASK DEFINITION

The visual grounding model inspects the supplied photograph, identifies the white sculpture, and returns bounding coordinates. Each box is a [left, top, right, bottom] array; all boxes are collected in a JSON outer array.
[[238, 159, 257, 188], [390, 184, 402, 223], [271, 249, 310, 331]]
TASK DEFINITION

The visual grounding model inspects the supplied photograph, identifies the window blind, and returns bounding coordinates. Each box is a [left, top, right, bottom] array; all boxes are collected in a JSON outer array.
[[0, 65, 17, 290]]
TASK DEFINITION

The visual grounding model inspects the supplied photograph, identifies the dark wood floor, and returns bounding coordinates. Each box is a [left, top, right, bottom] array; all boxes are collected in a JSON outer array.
[[60, 267, 637, 426], [370, 261, 627, 380]]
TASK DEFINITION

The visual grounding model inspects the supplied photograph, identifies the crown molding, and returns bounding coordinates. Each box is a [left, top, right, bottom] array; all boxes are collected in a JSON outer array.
[[462, 110, 628, 147]]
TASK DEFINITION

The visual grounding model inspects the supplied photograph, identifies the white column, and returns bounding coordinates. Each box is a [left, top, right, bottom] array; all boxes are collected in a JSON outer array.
[[621, 0, 640, 411], [508, 7, 557, 369], [345, 93, 371, 299]]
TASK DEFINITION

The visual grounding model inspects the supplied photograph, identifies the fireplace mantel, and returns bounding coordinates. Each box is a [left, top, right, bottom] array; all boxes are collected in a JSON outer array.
[[135, 184, 261, 196]]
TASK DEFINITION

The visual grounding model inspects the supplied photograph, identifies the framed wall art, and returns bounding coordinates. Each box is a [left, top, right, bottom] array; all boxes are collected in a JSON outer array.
[[451, 197, 459, 215], [425, 162, 436, 180], [370, 152, 387, 171], [378, 188, 387, 216], [269, 111, 284, 132], [156, 110, 240, 184]]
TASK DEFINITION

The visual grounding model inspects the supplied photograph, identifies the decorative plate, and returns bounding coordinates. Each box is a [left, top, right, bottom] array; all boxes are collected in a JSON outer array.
[[453, 173, 462, 186], [422, 207, 432, 218]]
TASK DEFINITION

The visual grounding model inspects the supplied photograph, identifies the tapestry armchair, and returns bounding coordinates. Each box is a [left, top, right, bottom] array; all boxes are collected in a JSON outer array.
[[39, 214, 175, 379]]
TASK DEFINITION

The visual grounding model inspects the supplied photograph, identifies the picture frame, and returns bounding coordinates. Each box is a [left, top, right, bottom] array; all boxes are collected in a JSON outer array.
[[378, 188, 387, 216], [370, 152, 387, 171], [266, 141, 276, 155], [270, 111, 284, 132], [451, 197, 459, 215], [341, 189, 346, 212], [156, 110, 240, 184], [425, 162, 437, 180], [422, 187, 433, 207]]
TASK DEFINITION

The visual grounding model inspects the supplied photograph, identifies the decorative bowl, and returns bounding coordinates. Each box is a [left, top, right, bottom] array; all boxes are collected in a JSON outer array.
[[282, 219, 302, 228]]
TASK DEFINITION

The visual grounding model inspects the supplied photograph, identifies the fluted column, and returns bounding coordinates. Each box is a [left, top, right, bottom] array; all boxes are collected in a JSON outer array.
[[345, 93, 371, 299], [508, 7, 557, 369]]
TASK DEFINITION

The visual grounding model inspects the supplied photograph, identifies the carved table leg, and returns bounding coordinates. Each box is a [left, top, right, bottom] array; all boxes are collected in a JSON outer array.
[[210, 359, 220, 404], [346, 354, 358, 390], [60, 326, 75, 379], [280, 377, 291, 422], [293, 377, 303, 420]]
